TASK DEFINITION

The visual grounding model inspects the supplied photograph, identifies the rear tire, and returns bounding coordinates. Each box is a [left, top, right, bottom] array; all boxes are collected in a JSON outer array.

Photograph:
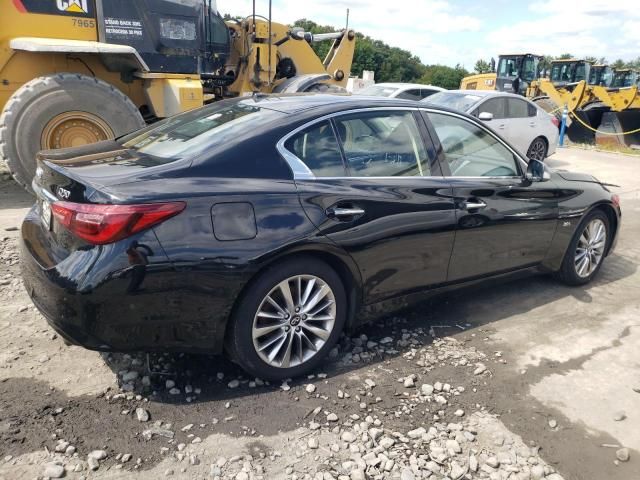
[[226, 257, 347, 381], [526, 136, 548, 161], [556, 210, 609, 286], [0, 73, 145, 192]]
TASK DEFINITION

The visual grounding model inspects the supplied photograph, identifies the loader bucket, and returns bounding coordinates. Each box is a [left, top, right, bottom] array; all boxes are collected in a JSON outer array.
[[596, 111, 640, 149]]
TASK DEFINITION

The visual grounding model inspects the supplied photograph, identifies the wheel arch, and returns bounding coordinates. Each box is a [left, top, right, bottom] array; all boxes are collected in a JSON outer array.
[[223, 245, 363, 350], [590, 201, 619, 255]]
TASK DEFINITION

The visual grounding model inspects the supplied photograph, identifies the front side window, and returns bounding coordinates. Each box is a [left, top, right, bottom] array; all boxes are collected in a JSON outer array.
[[522, 57, 538, 82], [427, 112, 520, 177], [284, 121, 345, 177], [334, 111, 430, 177], [477, 98, 506, 119]]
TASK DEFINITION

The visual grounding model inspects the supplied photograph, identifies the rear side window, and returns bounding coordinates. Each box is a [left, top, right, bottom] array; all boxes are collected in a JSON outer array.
[[507, 98, 532, 118], [427, 112, 520, 177], [420, 89, 439, 98], [284, 121, 346, 177], [396, 89, 422, 101], [334, 111, 430, 177]]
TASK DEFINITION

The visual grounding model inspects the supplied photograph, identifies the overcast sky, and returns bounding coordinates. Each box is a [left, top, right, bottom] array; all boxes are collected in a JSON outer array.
[[217, 0, 640, 72]]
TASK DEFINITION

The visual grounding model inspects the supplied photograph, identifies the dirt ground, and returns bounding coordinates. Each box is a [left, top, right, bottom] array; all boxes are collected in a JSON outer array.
[[0, 147, 638, 480]]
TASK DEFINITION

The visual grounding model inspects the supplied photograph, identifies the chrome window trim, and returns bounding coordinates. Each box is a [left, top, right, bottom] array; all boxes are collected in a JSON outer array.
[[276, 107, 437, 180], [419, 107, 528, 177], [276, 106, 528, 181]]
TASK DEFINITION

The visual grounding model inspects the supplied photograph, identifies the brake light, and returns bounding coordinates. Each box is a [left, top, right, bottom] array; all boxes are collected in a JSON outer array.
[[51, 201, 185, 245], [551, 116, 560, 128]]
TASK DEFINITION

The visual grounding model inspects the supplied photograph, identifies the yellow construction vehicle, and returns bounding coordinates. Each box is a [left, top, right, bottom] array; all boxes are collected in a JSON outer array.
[[459, 72, 496, 91], [460, 54, 640, 147], [0, 0, 355, 190]]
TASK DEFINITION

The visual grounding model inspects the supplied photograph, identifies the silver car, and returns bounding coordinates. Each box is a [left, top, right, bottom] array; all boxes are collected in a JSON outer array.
[[355, 82, 445, 101], [423, 90, 559, 161]]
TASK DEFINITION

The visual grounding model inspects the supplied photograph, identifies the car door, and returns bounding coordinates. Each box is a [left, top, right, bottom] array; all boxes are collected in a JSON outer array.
[[422, 109, 559, 281], [284, 109, 457, 304], [473, 97, 508, 137], [504, 97, 538, 154]]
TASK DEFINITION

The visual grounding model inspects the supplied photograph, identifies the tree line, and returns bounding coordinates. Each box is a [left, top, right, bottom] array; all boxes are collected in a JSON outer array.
[[473, 55, 640, 74], [292, 19, 468, 89]]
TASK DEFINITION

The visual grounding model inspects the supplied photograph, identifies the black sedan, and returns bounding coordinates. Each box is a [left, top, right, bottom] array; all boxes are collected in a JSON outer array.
[[21, 94, 621, 380]]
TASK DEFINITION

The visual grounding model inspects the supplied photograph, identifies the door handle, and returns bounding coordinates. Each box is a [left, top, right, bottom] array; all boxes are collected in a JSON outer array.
[[326, 207, 365, 219], [463, 200, 487, 210]]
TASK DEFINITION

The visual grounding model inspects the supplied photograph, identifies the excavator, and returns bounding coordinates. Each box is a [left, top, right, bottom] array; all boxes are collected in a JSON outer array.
[[460, 54, 640, 148], [0, 0, 356, 191]]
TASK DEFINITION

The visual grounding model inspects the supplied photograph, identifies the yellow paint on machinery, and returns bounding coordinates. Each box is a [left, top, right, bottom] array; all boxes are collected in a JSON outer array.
[[459, 73, 496, 90]]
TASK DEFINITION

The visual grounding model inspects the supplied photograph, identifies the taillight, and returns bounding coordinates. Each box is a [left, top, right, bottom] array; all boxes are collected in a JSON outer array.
[[51, 201, 185, 245], [551, 116, 560, 128], [611, 194, 620, 208]]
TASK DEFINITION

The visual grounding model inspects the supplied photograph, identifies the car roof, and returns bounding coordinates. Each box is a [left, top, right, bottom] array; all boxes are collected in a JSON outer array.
[[233, 93, 422, 114], [372, 82, 445, 90], [437, 90, 529, 100]]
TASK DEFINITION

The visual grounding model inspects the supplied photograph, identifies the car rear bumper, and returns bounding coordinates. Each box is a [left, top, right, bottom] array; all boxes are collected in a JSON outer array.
[[20, 208, 242, 354]]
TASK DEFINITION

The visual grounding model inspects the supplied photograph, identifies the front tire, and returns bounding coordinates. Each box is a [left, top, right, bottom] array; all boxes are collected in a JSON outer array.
[[226, 257, 347, 380], [0, 73, 145, 192], [556, 210, 609, 286]]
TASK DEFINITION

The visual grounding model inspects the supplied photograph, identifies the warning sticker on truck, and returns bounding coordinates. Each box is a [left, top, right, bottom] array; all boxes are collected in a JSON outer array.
[[104, 17, 143, 38]]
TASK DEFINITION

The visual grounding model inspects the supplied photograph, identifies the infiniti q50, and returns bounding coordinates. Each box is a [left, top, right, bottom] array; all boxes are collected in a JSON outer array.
[[21, 94, 620, 380]]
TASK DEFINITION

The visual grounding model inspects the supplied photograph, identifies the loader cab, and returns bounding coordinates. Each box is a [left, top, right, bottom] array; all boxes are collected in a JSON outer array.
[[549, 60, 591, 88], [612, 70, 640, 88], [496, 54, 542, 95], [97, 0, 231, 75], [588, 65, 614, 87]]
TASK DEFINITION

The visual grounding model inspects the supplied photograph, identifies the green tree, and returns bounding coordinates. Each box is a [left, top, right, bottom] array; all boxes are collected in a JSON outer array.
[[611, 58, 626, 69], [474, 59, 492, 74], [557, 53, 574, 60], [420, 64, 469, 89], [584, 56, 598, 64]]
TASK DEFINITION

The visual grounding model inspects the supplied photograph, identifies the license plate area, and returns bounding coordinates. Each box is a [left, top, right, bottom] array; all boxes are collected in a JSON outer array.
[[40, 199, 52, 231]]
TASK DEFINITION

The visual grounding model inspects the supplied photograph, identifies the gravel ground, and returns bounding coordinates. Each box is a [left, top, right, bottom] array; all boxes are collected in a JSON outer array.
[[0, 149, 638, 480]]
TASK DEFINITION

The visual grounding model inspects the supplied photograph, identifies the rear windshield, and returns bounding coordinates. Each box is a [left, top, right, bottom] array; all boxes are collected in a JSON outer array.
[[424, 92, 481, 112], [119, 101, 284, 160], [355, 85, 397, 97]]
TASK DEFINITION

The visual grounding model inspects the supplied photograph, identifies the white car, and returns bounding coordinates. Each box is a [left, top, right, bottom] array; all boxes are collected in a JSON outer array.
[[355, 82, 445, 101], [423, 90, 559, 161]]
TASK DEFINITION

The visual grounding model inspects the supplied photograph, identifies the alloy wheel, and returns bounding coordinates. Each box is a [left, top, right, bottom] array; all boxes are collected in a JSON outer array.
[[252, 275, 336, 368], [527, 138, 547, 161], [574, 218, 607, 278]]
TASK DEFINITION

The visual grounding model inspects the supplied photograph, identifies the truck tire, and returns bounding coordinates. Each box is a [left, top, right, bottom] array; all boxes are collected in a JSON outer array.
[[0, 73, 145, 192]]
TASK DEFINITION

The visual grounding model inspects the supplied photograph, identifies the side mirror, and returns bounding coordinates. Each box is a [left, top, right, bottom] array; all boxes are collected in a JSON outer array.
[[478, 112, 493, 121], [525, 158, 550, 182]]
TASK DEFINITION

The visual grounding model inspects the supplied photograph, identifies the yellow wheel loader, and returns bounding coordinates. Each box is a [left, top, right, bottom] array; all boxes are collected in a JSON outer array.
[[0, 0, 355, 190]]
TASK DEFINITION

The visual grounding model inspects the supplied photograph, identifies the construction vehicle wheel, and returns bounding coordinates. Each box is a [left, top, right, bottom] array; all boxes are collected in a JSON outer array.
[[0, 73, 145, 192], [304, 83, 347, 94], [533, 97, 561, 126]]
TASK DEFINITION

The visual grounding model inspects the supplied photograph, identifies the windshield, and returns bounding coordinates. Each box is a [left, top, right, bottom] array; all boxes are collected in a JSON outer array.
[[497, 57, 518, 78], [521, 57, 537, 82], [355, 85, 398, 97], [119, 101, 283, 160], [424, 92, 481, 112]]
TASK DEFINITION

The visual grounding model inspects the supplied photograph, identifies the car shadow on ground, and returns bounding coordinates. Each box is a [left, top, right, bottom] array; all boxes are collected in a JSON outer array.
[[101, 250, 636, 407]]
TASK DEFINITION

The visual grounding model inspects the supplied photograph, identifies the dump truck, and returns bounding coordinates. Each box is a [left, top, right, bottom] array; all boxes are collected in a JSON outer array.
[[0, 0, 356, 190]]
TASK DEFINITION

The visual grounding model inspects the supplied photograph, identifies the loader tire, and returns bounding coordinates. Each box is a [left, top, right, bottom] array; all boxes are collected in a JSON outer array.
[[0, 73, 145, 192]]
